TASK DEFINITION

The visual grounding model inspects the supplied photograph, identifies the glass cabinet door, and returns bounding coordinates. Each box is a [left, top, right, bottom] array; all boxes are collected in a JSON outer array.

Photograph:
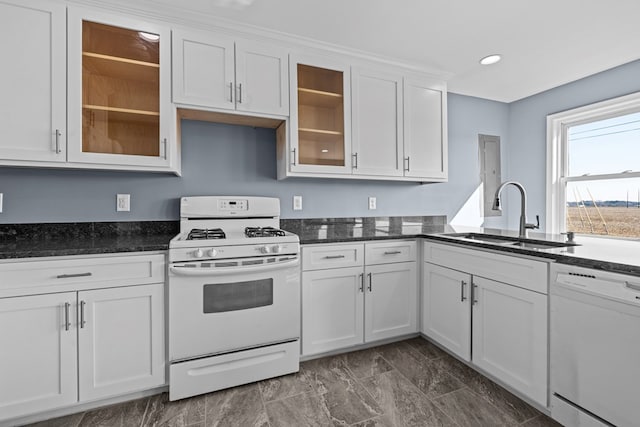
[[82, 21, 160, 157], [68, 8, 173, 170], [290, 55, 351, 173]]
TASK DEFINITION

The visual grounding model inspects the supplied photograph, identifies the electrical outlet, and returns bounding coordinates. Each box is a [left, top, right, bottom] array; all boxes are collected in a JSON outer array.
[[0, 193, 3, 213], [116, 194, 130, 212], [368, 196, 377, 210], [293, 195, 303, 211]]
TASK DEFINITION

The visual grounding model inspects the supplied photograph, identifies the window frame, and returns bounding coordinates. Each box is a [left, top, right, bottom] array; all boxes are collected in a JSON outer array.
[[546, 91, 640, 235]]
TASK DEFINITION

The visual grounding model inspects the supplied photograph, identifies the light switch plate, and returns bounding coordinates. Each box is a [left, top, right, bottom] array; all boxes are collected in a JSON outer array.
[[368, 197, 377, 210], [293, 195, 303, 211], [117, 194, 130, 212]]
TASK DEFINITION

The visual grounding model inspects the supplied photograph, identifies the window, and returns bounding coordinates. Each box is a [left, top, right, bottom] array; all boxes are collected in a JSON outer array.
[[547, 92, 640, 239]]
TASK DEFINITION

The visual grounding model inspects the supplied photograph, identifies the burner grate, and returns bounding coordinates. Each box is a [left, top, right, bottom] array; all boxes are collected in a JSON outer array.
[[245, 226, 286, 238], [187, 228, 226, 240]]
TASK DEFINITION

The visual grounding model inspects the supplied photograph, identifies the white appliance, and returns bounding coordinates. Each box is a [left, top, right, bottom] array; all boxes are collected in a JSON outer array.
[[168, 196, 300, 401], [550, 263, 640, 427]]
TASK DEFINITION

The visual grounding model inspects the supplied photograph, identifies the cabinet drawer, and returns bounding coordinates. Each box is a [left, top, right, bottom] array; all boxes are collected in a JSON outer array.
[[302, 244, 364, 271], [365, 241, 416, 265], [423, 241, 548, 294], [0, 253, 165, 294]]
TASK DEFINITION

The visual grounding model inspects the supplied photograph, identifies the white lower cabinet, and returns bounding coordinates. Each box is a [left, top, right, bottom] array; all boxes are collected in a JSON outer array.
[[78, 284, 165, 402], [0, 254, 165, 423], [422, 241, 549, 406], [302, 266, 364, 355], [0, 292, 78, 420], [302, 241, 418, 357], [471, 276, 547, 403], [422, 263, 471, 361]]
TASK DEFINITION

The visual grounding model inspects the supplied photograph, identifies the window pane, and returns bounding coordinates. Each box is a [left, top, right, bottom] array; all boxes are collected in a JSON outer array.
[[566, 178, 640, 238], [567, 111, 640, 176]]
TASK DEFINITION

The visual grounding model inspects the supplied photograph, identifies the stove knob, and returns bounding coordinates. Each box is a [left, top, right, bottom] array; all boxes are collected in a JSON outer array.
[[208, 249, 218, 258], [271, 245, 282, 254], [260, 245, 271, 254], [193, 249, 204, 258]]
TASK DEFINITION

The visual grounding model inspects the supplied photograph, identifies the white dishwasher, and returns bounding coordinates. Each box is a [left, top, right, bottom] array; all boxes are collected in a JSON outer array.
[[550, 263, 640, 427]]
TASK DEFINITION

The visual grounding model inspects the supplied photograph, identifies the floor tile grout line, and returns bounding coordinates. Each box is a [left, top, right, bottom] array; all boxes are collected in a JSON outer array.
[[460, 386, 522, 425]]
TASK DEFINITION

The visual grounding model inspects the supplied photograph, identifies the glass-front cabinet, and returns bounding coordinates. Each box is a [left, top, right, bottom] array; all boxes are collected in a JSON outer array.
[[289, 54, 351, 173], [67, 8, 175, 170]]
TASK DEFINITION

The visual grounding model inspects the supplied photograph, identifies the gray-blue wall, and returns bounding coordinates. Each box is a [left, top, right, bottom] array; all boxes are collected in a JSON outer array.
[[0, 93, 510, 224], [505, 59, 640, 231]]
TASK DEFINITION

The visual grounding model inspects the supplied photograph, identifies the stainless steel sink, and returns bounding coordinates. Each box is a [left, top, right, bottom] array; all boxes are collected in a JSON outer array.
[[440, 232, 578, 249]]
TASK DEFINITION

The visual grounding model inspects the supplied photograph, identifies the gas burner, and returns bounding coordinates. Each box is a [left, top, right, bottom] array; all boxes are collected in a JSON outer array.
[[245, 226, 286, 238], [187, 228, 226, 240]]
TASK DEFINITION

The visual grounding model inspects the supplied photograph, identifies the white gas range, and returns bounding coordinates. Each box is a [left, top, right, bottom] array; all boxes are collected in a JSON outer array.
[[168, 196, 300, 401]]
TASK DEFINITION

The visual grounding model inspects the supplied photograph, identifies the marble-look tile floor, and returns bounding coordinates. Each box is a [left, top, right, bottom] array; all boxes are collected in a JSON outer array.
[[22, 338, 562, 427]]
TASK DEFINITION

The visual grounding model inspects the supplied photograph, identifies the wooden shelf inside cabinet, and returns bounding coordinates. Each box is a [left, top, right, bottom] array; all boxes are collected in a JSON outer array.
[[83, 105, 159, 123], [298, 87, 343, 107], [299, 128, 343, 142], [83, 52, 159, 83]]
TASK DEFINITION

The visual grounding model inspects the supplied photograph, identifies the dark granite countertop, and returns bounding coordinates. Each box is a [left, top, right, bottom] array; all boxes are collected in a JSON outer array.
[[280, 217, 640, 277], [0, 221, 178, 260]]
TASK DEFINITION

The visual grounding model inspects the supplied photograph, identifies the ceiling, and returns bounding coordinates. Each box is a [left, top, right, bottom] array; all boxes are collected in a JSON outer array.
[[126, 0, 640, 103]]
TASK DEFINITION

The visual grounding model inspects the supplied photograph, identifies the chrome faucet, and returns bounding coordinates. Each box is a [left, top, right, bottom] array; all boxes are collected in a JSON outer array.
[[492, 181, 539, 238]]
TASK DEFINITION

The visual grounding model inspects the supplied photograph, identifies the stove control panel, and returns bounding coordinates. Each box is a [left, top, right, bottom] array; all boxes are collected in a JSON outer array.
[[170, 242, 299, 263], [219, 199, 248, 212]]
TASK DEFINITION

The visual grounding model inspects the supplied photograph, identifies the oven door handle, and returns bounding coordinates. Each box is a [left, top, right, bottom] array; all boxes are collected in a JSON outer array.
[[169, 259, 299, 276]]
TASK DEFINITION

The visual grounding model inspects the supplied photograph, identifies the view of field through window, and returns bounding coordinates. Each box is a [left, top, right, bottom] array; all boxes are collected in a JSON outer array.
[[566, 113, 640, 239]]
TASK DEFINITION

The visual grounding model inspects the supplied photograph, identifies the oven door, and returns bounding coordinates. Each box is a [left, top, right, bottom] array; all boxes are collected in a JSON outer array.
[[168, 256, 300, 362]]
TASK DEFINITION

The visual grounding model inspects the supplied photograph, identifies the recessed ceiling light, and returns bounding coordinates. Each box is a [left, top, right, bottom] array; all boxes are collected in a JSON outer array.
[[479, 54, 502, 65], [321, 149, 329, 153], [139, 32, 160, 42]]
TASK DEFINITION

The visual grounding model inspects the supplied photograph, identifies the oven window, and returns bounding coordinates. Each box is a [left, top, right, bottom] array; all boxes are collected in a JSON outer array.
[[203, 279, 273, 313]]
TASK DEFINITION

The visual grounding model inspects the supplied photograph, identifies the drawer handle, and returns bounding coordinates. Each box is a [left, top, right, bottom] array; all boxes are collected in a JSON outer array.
[[57, 272, 92, 279], [626, 281, 640, 292], [324, 255, 346, 259], [384, 251, 402, 255]]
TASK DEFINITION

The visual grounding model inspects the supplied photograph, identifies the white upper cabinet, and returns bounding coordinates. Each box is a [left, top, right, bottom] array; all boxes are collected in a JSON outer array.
[[173, 29, 288, 116], [351, 67, 403, 177], [288, 53, 352, 174], [403, 77, 448, 180], [67, 7, 176, 171], [0, 0, 66, 163]]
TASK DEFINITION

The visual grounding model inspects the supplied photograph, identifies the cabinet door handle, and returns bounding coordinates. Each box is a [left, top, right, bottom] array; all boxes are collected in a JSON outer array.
[[384, 250, 402, 255], [57, 272, 92, 279], [472, 282, 478, 305], [237, 83, 242, 103], [324, 255, 345, 259], [352, 152, 358, 169], [461, 280, 467, 302], [404, 156, 410, 172], [162, 138, 168, 160], [80, 300, 86, 328], [64, 302, 71, 331], [229, 82, 234, 103], [368, 272, 372, 292], [625, 281, 640, 292], [359, 273, 364, 292], [291, 148, 297, 166], [55, 129, 62, 153]]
